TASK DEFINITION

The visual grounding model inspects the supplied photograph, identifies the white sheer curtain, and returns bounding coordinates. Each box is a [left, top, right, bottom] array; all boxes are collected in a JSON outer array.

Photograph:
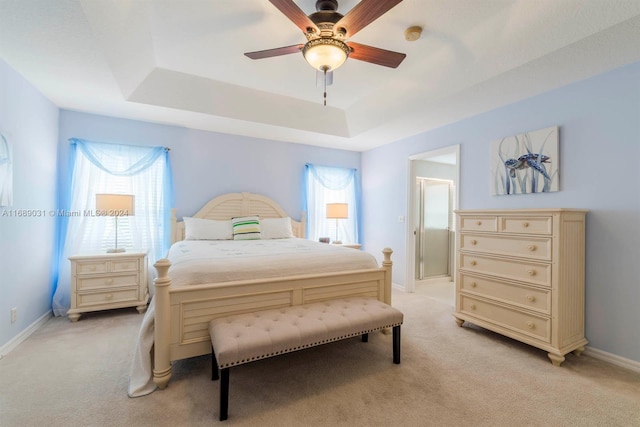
[[51, 139, 172, 316], [304, 164, 360, 243]]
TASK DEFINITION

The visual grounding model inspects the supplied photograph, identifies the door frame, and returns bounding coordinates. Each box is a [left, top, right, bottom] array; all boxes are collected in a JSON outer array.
[[405, 144, 460, 293]]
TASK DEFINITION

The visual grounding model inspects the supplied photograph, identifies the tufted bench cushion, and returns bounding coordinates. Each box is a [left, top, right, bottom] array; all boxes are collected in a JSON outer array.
[[209, 296, 404, 421]]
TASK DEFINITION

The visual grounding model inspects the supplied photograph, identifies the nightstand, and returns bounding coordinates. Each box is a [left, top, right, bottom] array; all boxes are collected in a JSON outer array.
[[332, 243, 362, 250], [68, 251, 149, 322]]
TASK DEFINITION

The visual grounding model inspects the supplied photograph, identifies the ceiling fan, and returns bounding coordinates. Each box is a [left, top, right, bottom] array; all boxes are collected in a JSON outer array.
[[245, 0, 406, 103]]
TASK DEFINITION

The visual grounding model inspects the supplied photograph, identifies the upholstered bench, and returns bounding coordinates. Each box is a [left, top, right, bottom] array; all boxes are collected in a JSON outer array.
[[209, 296, 404, 421]]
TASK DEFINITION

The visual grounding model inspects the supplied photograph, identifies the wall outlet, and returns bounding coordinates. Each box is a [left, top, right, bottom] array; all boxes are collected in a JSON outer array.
[[10, 307, 17, 324]]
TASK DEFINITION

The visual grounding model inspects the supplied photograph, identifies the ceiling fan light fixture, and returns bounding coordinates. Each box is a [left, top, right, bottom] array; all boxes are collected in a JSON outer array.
[[302, 38, 350, 71]]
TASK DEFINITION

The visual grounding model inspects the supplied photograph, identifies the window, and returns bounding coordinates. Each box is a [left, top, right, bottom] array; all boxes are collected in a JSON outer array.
[[303, 164, 360, 243], [51, 139, 173, 316]]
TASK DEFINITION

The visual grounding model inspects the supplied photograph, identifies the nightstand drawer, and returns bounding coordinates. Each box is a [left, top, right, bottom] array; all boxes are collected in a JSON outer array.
[[76, 261, 108, 275], [460, 295, 551, 343], [112, 259, 140, 272], [460, 253, 551, 287], [77, 274, 139, 291], [460, 234, 551, 261], [76, 288, 139, 307], [460, 273, 551, 314]]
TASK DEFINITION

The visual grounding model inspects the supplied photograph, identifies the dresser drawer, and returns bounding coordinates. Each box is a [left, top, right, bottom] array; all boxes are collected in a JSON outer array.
[[460, 274, 551, 314], [499, 216, 552, 235], [459, 295, 551, 343], [460, 253, 551, 287], [76, 288, 139, 307], [77, 274, 139, 291], [460, 233, 552, 261], [76, 261, 108, 275], [459, 216, 498, 232]]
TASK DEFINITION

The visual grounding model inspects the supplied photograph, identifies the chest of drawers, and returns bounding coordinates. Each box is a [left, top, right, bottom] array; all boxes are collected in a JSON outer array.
[[68, 251, 149, 321], [453, 209, 587, 366]]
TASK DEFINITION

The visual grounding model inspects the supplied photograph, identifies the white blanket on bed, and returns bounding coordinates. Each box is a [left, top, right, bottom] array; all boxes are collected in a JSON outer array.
[[166, 238, 378, 286], [128, 239, 378, 397]]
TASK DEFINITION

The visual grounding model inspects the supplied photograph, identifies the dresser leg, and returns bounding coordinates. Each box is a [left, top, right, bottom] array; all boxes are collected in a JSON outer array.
[[572, 346, 585, 357], [136, 305, 148, 314], [454, 316, 464, 327], [68, 313, 81, 322], [548, 353, 565, 367]]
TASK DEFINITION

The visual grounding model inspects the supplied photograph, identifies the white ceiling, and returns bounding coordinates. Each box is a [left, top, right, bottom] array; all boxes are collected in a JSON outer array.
[[1, 0, 639, 151]]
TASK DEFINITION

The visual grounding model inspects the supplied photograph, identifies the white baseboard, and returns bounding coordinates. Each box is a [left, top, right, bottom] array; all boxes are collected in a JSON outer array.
[[0, 310, 52, 359], [584, 347, 640, 373]]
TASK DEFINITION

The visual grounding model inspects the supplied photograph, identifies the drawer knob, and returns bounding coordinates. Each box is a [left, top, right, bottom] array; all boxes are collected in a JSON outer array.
[[526, 269, 536, 276], [526, 295, 535, 302], [106, 293, 113, 300], [526, 321, 534, 329], [476, 221, 482, 226], [527, 245, 536, 251], [469, 260, 477, 266], [470, 239, 477, 245], [522, 221, 529, 228], [470, 282, 477, 288], [89, 265, 96, 271], [469, 303, 476, 310], [106, 279, 113, 284]]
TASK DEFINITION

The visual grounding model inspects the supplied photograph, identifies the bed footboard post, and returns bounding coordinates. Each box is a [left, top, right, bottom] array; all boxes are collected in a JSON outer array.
[[382, 248, 393, 305], [153, 258, 172, 389]]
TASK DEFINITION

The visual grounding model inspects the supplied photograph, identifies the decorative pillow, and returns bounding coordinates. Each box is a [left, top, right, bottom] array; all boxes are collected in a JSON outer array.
[[231, 215, 261, 240], [183, 217, 233, 240], [260, 217, 295, 239]]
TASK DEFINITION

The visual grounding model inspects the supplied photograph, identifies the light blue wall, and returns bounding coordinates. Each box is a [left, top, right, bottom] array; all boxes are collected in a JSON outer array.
[[0, 59, 59, 348], [361, 61, 640, 362], [58, 110, 361, 224]]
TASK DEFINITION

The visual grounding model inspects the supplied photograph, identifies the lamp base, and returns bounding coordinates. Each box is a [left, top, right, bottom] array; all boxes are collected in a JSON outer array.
[[107, 248, 126, 253]]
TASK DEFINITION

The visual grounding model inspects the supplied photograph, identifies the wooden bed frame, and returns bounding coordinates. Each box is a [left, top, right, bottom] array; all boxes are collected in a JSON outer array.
[[152, 192, 393, 389]]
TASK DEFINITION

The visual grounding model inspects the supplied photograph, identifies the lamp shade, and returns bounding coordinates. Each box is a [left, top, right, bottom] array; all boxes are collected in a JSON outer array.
[[96, 194, 135, 216], [326, 203, 348, 219], [302, 38, 350, 71]]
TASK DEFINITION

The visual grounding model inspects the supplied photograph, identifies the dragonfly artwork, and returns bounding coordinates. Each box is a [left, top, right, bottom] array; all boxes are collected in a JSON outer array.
[[491, 126, 559, 195]]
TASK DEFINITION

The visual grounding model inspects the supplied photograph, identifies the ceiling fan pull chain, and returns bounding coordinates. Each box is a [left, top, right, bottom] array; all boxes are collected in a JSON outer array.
[[323, 66, 328, 106]]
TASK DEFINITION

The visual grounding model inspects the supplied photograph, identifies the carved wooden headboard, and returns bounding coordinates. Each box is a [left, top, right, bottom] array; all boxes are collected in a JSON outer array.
[[171, 192, 306, 243]]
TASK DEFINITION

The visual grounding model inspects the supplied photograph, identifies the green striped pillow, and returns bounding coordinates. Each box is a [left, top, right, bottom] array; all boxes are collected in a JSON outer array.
[[231, 215, 261, 240]]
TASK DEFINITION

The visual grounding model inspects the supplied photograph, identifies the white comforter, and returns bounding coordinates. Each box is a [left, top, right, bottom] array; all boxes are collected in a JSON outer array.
[[128, 239, 378, 397], [166, 238, 378, 286]]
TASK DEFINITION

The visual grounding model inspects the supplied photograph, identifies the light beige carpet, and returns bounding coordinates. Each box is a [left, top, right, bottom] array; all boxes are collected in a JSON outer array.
[[1, 288, 639, 427]]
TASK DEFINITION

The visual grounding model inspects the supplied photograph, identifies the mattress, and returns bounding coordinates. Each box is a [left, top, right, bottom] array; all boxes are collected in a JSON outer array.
[[166, 238, 379, 287]]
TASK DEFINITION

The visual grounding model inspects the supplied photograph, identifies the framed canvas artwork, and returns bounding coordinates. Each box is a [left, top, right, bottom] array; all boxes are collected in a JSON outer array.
[[491, 126, 559, 196]]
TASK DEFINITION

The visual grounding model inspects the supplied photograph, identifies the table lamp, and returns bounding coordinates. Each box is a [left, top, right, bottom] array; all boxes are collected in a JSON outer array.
[[96, 193, 135, 253], [326, 203, 348, 244]]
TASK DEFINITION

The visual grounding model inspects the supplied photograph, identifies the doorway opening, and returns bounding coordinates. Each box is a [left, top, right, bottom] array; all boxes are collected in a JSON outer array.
[[405, 145, 459, 300], [415, 177, 454, 280]]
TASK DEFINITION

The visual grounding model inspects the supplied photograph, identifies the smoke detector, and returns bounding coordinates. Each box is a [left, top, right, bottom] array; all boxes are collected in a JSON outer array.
[[404, 26, 422, 42]]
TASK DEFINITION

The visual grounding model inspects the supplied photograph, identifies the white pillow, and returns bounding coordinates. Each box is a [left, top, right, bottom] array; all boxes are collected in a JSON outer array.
[[260, 217, 295, 239], [183, 217, 233, 240]]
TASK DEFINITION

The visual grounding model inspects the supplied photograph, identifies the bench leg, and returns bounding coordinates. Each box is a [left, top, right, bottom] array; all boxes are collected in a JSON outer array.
[[220, 368, 229, 421], [211, 346, 219, 381], [361, 333, 368, 342], [393, 326, 401, 364]]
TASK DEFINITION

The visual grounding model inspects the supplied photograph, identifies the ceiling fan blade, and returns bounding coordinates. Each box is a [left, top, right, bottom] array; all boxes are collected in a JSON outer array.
[[335, 0, 403, 38], [347, 42, 406, 68], [268, 0, 319, 34], [244, 44, 303, 60]]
